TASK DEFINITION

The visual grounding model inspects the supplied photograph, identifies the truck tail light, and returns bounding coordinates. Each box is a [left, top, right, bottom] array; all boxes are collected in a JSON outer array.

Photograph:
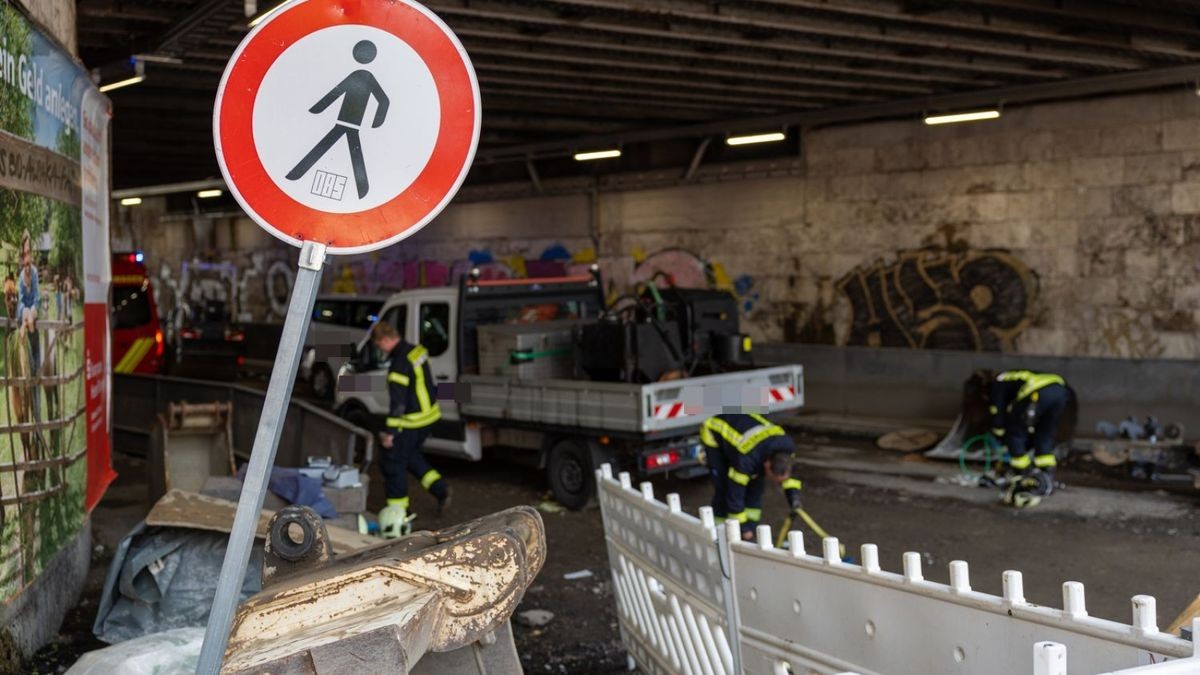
[[180, 328, 199, 340], [645, 450, 681, 470], [154, 329, 164, 357], [226, 329, 245, 342]]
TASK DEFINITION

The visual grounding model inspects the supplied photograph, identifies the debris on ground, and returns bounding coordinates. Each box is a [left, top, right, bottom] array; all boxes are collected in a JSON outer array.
[[65, 627, 202, 675], [563, 569, 594, 580], [517, 610, 556, 628], [536, 500, 566, 514]]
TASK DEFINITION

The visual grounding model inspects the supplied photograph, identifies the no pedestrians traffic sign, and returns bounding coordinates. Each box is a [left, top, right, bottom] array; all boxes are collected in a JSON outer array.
[[214, 0, 481, 254]]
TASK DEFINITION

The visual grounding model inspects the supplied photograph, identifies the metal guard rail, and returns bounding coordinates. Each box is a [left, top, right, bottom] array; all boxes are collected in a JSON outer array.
[[113, 373, 374, 471]]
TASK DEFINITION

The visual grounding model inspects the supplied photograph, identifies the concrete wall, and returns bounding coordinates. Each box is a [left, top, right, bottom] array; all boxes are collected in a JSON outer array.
[[18, 0, 75, 55], [127, 88, 1200, 359], [0, 519, 90, 667], [759, 343, 1200, 434]]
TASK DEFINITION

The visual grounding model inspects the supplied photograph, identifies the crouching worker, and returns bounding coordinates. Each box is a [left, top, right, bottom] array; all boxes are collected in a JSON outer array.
[[370, 321, 450, 538], [700, 413, 802, 542], [988, 369, 1071, 508]]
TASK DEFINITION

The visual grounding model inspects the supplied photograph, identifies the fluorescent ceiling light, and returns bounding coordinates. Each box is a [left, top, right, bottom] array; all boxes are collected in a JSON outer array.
[[924, 110, 1001, 126], [727, 132, 786, 146], [248, 2, 286, 27], [98, 75, 145, 93], [574, 149, 621, 161], [120, 197, 143, 206], [197, 189, 223, 199]]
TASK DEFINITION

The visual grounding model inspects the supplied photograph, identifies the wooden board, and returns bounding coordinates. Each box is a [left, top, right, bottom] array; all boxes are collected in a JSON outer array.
[[146, 490, 380, 554], [877, 429, 941, 453], [1167, 594, 1200, 636]]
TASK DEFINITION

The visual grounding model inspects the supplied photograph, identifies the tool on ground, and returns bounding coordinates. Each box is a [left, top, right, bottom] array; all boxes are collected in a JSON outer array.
[[775, 508, 847, 559]]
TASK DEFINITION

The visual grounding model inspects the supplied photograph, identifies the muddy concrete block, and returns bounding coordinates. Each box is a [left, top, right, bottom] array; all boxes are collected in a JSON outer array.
[[1164, 119, 1200, 151], [1099, 124, 1163, 156], [1172, 182, 1200, 213], [876, 139, 928, 172], [1047, 127, 1105, 160], [1068, 157, 1125, 187], [1124, 153, 1182, 185], [1054, 187, 1113, 218], [1113, 185, 1173, 217], [1022, 160, 1073, 190], [1124, 249, 1162, 280], [1005, 191, 1055, 222]]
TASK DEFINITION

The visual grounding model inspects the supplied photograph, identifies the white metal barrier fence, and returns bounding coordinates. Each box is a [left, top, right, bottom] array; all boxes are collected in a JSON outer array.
[[597, 465, 1199, 675]]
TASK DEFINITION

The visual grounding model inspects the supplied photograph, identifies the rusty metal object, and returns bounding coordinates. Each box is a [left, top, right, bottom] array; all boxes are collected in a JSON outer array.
[[221, 506, 545, 674], [150, 402, 236, 501]]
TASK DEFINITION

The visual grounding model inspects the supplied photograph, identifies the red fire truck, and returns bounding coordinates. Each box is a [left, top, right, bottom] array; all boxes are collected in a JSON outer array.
[[110, 251, 164, 375]]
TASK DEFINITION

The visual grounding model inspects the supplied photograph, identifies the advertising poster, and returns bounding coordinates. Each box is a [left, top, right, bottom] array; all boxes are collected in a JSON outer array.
[[0, 2, 110, 601]]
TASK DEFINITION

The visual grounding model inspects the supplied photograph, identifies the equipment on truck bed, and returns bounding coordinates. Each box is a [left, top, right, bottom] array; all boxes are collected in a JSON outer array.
[[576, 280, 752, 384]]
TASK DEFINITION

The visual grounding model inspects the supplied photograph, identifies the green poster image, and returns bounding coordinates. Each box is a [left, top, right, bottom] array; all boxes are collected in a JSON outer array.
[[0, 1, 97, 603]]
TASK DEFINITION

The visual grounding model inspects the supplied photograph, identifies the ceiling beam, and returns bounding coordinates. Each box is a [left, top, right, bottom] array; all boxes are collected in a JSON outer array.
[[476, 61, 1200, 163], [752, 0, 1200, 60], [481, 0, 1142, 71], [933, 0, 1200, 42], [473, 61, 882, 104], [466, 43, 936, 95], [479, 86, 766, 116], [477, 76, 791, 112], [425, 3, 1068, 80]]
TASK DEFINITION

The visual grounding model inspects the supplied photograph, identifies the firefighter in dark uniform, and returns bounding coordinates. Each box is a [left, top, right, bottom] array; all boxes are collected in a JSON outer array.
[[370, 321, 449, 537], [988, 370, 1070, 508], [700, 413, 802, 541]]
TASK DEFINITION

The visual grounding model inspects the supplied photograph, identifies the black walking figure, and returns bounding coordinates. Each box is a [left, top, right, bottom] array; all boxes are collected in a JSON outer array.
[[287, 40, 391, 199]]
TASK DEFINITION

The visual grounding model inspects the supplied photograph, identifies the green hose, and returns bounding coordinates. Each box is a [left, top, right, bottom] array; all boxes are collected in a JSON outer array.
[[959, 433, 1002, 480]]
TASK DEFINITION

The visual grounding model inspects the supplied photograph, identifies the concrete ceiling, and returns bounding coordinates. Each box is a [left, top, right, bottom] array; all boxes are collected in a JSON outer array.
[[77, 0, 1200, 189]]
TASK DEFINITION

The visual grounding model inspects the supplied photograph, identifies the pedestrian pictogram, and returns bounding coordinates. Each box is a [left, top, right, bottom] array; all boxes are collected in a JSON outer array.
[[213, 0, 480, 255], [286, 39, 390, 199]]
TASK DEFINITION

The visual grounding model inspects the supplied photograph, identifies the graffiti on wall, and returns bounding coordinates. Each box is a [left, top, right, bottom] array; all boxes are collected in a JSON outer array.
[[836, 248, 1039, 352], [630, 247, 761, 313]]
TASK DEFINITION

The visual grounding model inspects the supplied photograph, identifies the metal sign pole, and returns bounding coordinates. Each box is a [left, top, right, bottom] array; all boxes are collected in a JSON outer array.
[[196, 241, 327, 675]]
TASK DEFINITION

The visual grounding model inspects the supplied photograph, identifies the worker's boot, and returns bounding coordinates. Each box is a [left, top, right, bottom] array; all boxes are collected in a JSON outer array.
[[378, 502, 413, 539], [434, 484, 451, 517]]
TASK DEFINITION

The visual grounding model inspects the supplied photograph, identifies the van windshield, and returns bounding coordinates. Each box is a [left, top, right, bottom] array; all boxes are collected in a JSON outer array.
[[112, 284, 152, 329]]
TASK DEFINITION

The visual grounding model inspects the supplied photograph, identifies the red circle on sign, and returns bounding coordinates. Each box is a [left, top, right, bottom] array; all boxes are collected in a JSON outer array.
[[214, 0, 480, 255]]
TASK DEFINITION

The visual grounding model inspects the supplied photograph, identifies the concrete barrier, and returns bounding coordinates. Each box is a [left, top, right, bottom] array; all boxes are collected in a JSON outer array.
[[758, 343, 1200, 434]]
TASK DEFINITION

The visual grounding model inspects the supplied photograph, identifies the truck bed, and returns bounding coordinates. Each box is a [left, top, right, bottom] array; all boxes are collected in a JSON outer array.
[[458, 365, 804, 436]]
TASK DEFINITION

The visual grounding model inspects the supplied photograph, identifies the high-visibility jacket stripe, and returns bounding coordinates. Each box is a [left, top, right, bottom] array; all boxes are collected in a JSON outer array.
[[387, 407, 442, 429], [388, 372, 410, 386], [745, 507, 762, 522], [727, 468, 751, 486], [420, 469, 443, 490], [728, 511, 749, 524], [1010, 454, 1032, 470], [782, 478, 803, 491], [998, 370, 1065, 402], [1034, 454, 1058, 468]]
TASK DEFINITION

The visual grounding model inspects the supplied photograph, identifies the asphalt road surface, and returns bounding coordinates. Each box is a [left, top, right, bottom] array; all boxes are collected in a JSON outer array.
[[24, 431, 1200, 674]]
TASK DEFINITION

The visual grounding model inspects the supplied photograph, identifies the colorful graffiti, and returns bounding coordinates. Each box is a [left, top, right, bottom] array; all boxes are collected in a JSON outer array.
[[148, 242, 761, 334], [631, 247, 761, 313], [836, 248, 1039, 352]]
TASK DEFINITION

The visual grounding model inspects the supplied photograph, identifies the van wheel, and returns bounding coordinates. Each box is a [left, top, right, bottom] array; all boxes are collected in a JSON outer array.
[[311, 364, 335, 400], [547, 439, 594, 510]]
